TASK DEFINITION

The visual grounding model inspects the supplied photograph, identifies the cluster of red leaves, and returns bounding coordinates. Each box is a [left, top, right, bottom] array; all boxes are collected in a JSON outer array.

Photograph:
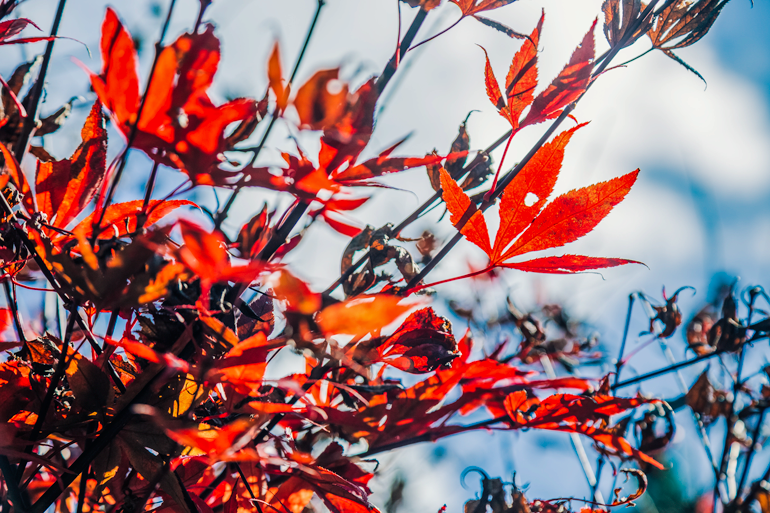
[[88, 8, 260, 186], [0, 0, 734, 512]]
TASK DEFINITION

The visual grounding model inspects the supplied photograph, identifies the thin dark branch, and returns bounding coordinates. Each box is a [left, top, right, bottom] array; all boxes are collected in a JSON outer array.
[[139, 159, 161, 227], [233, 462, 263, 513], [1, 454, 30, 513], [74, 422, 97, 513], [613, 294, 637, 386], [741, 459, 770, 510], [194, 0, 212, 31], [4, 278, 26, 343], [376, 8, 428, 94], [199, 463, 230, 500], [105, 310, 119, 340], [12, 0, 67, 158], [738, 407, 767, 497], [611, 345, 740, 390]]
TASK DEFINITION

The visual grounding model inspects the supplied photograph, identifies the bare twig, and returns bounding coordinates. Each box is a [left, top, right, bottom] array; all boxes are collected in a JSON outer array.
[[1, 454, 30, 513], [12, 0, 67, 158], [4, 278, 26, 343], [214, 0, 327, 228], [18, 310, 77, 484]]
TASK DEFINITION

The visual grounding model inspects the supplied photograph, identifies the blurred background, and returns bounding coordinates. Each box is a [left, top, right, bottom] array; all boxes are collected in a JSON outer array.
[[2, 0, 769, 511]]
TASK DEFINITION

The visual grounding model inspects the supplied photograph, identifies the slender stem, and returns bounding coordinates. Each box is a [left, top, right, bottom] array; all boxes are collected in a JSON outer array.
[[717, 293, 760, 503], [407, 17, 462, 53], [376, 8, 428, 94], [4, 278, 26, 343], [613, 294, 636, 386], [0, 455, 29, 513], [484, 133, 515, 201], [540, 355, 605, 503], [234, 462, 261, 513], [139, 160, 161, 225], [12, 0, 67, 158], [738, 407, 767, 497], [744, 461, 770, 510], [408, 265, 493, 293], [94, 0, 178, 234], [589, 458, 605, 503], [214, 0, 326, 228], [254, 198, 309, 262], [194, 0, 212, 31], [105, 310, 119, 340], [74, 422, 97, 513], [18, 310, 77, 484], [611, 346, 737, 390], [395, 0, 402, 66]]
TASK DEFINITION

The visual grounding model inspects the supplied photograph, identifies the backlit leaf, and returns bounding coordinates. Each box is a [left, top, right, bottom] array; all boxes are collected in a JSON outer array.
[[491, 124, 585, 261], [440, 167, 492, 255], [500, 169, 639, 260], [35, 100, 108, 229], [501, 254, 642, 273], [522, 20, 596, 127]]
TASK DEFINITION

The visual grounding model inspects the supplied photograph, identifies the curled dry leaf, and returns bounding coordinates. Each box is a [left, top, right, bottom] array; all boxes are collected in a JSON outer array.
[[612, 469, 648, 506], [646, 0, 729, 83], [602, 0, 652, 49], [294, 68, 349, 131], [686, 305, 716, 355], [684, 371, 732, 425]]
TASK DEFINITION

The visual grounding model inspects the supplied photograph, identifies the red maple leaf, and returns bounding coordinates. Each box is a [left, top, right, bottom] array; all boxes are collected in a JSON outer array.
[[417, 124, 641, 290], [88, 8, 258, 185]]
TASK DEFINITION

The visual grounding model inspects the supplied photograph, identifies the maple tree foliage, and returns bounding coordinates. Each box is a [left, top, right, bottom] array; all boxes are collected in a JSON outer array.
[[0, 1, 756, 513]]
